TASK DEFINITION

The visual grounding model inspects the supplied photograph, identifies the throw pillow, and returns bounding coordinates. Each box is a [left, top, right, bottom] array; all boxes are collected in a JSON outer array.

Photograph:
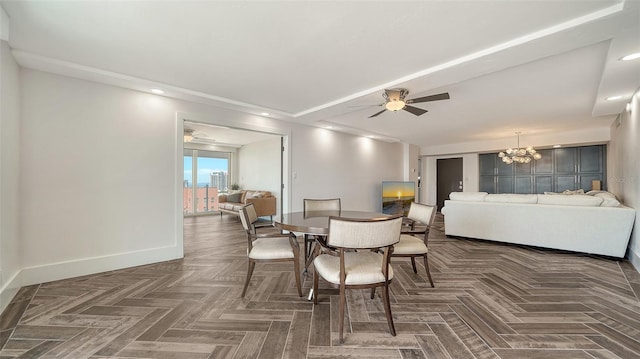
[[226, 192, 242, 203], [561, 189, 585, 195], [592, 191, 621, 207]]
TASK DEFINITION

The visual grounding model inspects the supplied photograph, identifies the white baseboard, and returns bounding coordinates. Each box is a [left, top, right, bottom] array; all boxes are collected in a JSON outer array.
[[629, 246, 640, 273], [0, 245, 181, 315], [20, 245, 182, 287], [0, 271, 22, 315]]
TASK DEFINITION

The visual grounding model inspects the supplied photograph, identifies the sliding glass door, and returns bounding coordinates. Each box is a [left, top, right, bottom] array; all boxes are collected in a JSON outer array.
[[183, 149, 230, 215]]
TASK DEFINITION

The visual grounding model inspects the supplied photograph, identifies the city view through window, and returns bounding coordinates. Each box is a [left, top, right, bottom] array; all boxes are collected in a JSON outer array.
[[184, 154, 229, 215]]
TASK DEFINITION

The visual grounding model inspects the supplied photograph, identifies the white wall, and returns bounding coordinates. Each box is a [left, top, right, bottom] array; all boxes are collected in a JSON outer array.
[[238, 137, 282, 214], [609, 92, 640, 270], [19, 69, 183, 285], [0, 40, 21, 311], [12, 68, 405, 294], [288, 127, 403, 212]]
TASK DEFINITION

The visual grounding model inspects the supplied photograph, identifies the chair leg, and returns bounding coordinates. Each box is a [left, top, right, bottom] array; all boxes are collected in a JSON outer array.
[[304, 234, 309, 267], [313, 268, 319, 304], [424, 254, 434, 288], [241, 260, 255, 298], [410, 257, 418, 273], [292, 256, 302, 297], [339, 283, 346, 344], [370, 287, 376, 299], [382, 283, 396, 337]]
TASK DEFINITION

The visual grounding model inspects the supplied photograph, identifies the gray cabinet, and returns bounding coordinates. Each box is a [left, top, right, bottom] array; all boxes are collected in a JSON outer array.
[[479, 145, 606, 194]]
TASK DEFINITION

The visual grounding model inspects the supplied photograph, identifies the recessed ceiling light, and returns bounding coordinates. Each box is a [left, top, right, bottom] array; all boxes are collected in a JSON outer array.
[[261, 112, 270, 116], [606, 95, 623, 101], [620, 52, 640, 61], [326, 126, 333, 129], [553, 144, 562, 148], [151, 89, 164, 94]]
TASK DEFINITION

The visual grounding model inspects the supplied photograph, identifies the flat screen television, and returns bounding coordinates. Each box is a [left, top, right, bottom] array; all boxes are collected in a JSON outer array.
[[382, 181, 415, 216]]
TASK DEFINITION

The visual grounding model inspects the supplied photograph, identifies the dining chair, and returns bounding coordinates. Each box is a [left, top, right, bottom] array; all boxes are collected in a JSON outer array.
[[239, 204, 302, 298], [312, 215, 403, 343], [391, 202, 436, 287], [302, 198, 341, 269], [243, 202, 275, 233]]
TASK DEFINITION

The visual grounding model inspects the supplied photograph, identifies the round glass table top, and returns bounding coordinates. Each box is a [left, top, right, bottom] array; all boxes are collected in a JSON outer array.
[[274, 210, 391, 235]]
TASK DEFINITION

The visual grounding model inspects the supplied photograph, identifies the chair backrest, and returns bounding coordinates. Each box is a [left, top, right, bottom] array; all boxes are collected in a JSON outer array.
[[244, 203, 260, 224], [327, 215, 402, 249], [304, 198, 341, 213], [407, 202, 436, 227], [239, 204, 253, 234]]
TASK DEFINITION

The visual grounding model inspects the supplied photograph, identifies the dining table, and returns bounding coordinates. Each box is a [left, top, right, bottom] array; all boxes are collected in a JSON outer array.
[[273, 209, 392, 299]]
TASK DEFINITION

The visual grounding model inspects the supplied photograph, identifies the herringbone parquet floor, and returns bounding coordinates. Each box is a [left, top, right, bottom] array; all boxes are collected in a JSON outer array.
[[1, 214, 639, 358]]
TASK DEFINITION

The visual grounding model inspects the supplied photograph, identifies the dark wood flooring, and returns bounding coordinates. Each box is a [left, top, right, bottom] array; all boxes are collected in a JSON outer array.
[[1, 214, 639, 358]]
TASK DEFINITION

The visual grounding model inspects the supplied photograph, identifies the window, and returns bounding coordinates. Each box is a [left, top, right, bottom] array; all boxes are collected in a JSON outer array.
[[183, 149, 230, 215]]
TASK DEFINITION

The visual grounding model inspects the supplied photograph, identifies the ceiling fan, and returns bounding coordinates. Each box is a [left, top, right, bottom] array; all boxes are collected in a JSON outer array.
[[369, 88, 450, 118], [184, 128, 215, 144]]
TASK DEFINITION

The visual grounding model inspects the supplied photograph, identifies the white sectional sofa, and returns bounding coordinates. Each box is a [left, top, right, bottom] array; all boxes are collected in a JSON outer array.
[[441, 191, 636, 258]]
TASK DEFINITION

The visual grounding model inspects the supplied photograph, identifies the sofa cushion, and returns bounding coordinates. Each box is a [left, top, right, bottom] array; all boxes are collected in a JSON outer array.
[[226, 192, 242, 203], [449, 192, 488, 202], [484, 193, 538, 204], [537, 194, 603, 207], [219, 203, 238, 210], [485, 194, 538, 204]]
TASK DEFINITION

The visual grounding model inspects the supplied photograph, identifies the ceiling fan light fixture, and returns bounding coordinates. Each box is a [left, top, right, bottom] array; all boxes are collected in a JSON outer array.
[[184, 129, 194, 142], [385, 100, 406, 111]]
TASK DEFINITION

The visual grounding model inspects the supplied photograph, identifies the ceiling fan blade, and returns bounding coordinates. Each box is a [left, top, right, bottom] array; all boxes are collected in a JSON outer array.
[[368, 109, 387, 118], [403, 105, 428, 116], [407, 92, 450, 104]]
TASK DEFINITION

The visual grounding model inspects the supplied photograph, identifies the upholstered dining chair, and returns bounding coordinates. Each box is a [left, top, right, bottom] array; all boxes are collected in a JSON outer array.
[[243, 202, 275, 233], [391, 202, 436, 287], [239, 204, 302, 298], [312, 215, 403, 343], [302, 198, 341, 269]]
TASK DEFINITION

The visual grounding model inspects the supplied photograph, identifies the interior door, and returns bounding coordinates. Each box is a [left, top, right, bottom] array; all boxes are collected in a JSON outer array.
[[437, 158, 463, 211]]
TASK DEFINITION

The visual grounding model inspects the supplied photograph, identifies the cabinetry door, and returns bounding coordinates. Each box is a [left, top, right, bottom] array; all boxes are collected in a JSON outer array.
[[497, 176, 514, 193], [479, 154, 496, 175], [479, 176, 496, 193], [515, 177, 533, 193], [534, 149, 553, 174], [555, 148, 577, 173], [556, 175, 577, 192], [579, 146, 603, 173], [534, 176, 553, 193]]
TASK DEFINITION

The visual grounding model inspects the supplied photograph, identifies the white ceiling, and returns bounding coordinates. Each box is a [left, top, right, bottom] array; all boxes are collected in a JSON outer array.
[[2, 1, 639, 148]]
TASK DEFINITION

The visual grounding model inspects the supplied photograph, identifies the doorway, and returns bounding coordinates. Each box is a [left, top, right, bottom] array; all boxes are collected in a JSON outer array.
[[436, 158, 463, 211]]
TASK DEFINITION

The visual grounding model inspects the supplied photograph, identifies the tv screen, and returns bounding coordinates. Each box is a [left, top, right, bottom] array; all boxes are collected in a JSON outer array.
[[382, 181, 415, 216]]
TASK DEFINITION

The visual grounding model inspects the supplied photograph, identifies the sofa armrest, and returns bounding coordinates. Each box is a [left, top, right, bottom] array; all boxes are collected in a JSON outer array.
[[246, 197, 276, 217]]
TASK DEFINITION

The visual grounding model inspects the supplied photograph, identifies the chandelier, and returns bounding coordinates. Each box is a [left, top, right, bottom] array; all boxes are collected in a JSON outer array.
[[498, 132, 542, 164]]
